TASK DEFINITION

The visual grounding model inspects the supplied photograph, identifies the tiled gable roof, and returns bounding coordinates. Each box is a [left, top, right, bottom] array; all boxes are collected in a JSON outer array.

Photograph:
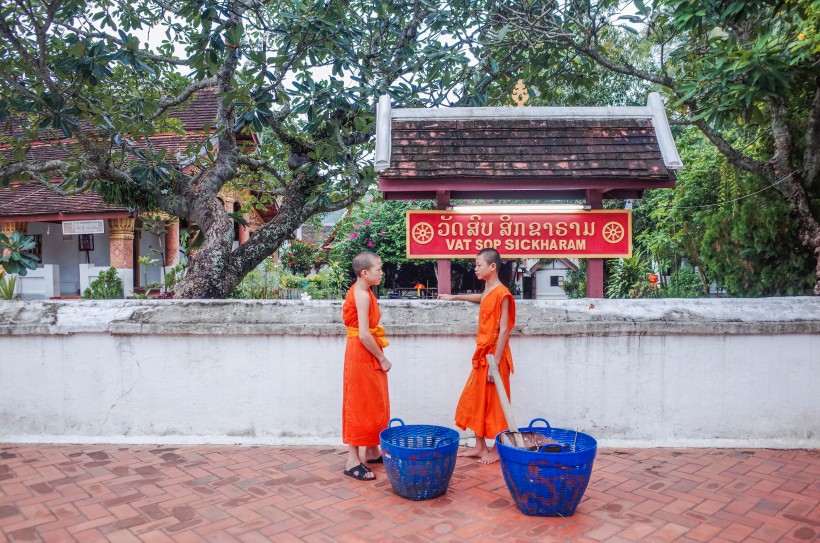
[[382, 118, 670, 181], [374, 93, 681, 200], [0, 183, 129, 219], [1, 88, 220, 139], [0, 88, 261, 220], [4, 133, 216, 165]]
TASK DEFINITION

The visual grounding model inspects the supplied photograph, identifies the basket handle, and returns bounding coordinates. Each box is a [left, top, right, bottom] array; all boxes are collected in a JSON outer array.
[[538, 443, 567, 453], [437, 437, 454, 447], [388, 418, 405, 427], [528, 418, 551, 430]]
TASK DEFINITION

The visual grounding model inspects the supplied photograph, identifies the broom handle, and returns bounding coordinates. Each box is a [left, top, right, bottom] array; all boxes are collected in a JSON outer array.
[[486, 354, 525, 448]]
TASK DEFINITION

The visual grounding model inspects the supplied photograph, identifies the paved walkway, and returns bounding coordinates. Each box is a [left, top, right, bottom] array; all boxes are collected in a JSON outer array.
[[0, 444, 817, 542]]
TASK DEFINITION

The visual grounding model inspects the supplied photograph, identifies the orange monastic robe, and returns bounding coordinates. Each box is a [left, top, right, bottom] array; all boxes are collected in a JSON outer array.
[[455, 284, 516, 440], [342, 286, 390, 447]]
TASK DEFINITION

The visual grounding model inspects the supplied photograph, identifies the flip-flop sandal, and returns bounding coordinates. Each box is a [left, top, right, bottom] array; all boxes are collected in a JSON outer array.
[[343, 463, 375, 481], [366, 456, 384, 464]]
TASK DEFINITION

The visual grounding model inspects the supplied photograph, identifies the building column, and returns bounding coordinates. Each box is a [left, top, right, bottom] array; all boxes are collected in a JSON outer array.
[[108, 218, 135, 269], [164, 219, 180, 267], [436, 190, 451, 296], [586, 190, 605, 298]]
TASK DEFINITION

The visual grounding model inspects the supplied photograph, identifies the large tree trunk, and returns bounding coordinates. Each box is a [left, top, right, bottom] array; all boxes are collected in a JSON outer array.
[[774, 171, 820, 295], [767, 98, 820, 295], [172, 178, 319, 299], [173, 195, 236, 299]]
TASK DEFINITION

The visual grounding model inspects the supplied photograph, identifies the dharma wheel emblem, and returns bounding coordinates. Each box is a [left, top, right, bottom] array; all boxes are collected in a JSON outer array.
[[411, 222, 435, 245], [602, 222, 625, 244]]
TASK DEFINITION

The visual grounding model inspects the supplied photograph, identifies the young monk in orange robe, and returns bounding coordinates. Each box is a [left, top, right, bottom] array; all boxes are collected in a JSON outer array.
[[342, 251, 392, 481], [439, 247, 515, 464]]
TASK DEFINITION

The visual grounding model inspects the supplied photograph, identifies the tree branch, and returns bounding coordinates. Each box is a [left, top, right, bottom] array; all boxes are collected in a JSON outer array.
[[237, 155, 287, 185], [0, 159, 71, 181], [692, 118, 772, 180], [54, 22, 189, 66], [149, 78, 219, 120], [204, 8, 244, 195], [0, 16, 59, 94]]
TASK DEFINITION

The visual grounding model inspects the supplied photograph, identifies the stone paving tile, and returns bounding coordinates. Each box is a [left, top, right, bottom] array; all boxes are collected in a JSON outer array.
[[1, 444, 818, 542]]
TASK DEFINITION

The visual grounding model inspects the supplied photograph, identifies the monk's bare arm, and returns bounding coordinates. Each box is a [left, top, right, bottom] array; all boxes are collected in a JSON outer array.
[[354, 288, 392, 372], [438, 293, 482, 303], [489, 296, 512, 382]]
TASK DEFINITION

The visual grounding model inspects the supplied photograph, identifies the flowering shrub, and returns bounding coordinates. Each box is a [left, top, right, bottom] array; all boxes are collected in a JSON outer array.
[[330, 199, 433, 266], [279, 239, 324, 275]]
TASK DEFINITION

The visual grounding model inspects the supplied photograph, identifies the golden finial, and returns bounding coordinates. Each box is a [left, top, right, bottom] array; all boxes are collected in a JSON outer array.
[[512, 79, 529, 106]]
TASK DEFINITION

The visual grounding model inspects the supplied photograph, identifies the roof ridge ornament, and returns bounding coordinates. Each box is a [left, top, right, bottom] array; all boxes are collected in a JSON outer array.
[[512, 80, 529, 107]]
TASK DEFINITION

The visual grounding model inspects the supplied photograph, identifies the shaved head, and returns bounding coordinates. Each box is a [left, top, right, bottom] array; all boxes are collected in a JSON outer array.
[[352, 251, 380, 277], [477, 247, 501, 269]]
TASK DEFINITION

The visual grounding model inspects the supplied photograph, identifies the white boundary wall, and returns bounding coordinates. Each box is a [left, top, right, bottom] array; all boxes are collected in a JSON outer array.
[[1, 298, 818, 448]]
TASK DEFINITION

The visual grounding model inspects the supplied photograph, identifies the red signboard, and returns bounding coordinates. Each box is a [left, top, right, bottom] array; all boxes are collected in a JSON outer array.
[[406, 210, 632, 259]]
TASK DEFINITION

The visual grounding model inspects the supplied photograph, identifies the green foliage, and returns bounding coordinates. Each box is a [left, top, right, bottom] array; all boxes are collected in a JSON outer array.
[[562, 260, 587, 299], [606, 254, 653, 299], [230, 258, 285, 299], [663, 0, 820, 126], [312, 260, 351, 299], [635, 127, 814, 296], [303, 263, 349, 300], [0, 270, 17, 300], [82, 267, 124, 299], [489, 0, 820, 296], [700, 196, 815, 296], [279, 239, 323, 275], [0, 232, 40, 276], [0, 0, 499, 297], [663, 263, 707, 298], [229, 257, 347, 299], [163, 263, 186, 292]]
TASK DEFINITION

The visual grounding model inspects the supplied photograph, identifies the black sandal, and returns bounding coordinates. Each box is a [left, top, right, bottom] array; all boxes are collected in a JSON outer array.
[[344, 463, 375, 481], [366, 455, 384, 464]]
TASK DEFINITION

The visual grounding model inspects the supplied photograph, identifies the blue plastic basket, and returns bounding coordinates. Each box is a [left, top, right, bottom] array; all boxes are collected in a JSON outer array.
[[496, 418, 597, 517], [379, 418, 459, 501]]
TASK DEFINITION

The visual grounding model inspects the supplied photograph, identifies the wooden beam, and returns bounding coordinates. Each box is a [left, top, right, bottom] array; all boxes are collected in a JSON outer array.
[[380, 189, 648, 201], [586, 189, 605, 298], [379, 176, 675, 192], [0, 211, 134, 223], [436, 190, 452, 295]]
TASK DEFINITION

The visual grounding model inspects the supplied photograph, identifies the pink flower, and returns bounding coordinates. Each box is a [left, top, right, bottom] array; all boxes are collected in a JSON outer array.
[[381, 231, 386, 237], [350, 233, 358, 239], [365, 219, 371, 226], [367, 240, 374, 247]]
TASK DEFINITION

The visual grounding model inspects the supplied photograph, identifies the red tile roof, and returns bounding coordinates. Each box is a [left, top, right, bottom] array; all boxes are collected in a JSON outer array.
[[0, 183, 130, 221], [382, 118, 672, 181], [0, 88, 259, 221], [1, 88, 221, 139], [5, 133, 215, 164]]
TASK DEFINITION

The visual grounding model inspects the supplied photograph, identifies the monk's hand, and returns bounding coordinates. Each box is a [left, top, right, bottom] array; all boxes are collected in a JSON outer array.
[[379, 357, 392, 373], [437, 294, 455, 301]]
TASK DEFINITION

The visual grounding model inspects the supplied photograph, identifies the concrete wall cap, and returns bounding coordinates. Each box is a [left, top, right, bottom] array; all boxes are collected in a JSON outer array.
[[2, 297, 819, 337]]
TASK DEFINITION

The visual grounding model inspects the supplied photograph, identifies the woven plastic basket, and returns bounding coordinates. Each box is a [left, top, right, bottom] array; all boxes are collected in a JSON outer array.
[[379, 418, 459, 501], [496, 418, 597, 517]]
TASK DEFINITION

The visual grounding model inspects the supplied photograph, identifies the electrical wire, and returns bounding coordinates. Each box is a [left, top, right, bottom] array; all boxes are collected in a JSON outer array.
[[650, 170, 798, 211]]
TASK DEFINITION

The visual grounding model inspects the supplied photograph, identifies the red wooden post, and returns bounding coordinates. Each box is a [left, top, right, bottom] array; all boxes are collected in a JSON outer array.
[[586, 190, 604, 298], [436, 190, 451, 295]]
